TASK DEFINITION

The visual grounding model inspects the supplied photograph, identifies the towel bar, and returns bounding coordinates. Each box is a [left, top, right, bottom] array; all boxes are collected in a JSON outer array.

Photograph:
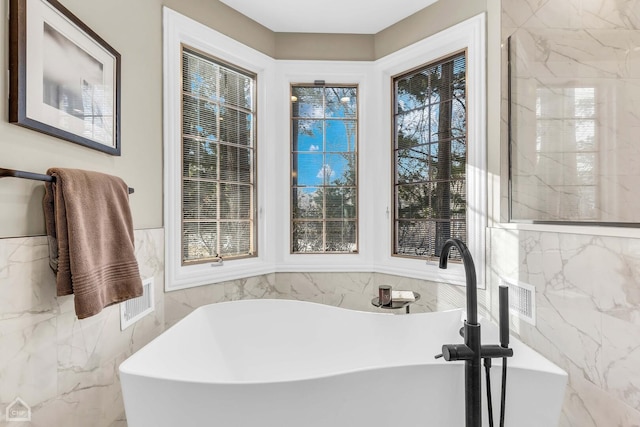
[[0, 167, 134, 194]]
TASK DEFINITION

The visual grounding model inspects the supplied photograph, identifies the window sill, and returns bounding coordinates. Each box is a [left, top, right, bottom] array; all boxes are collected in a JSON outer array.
[[165, 257, 275, 291]]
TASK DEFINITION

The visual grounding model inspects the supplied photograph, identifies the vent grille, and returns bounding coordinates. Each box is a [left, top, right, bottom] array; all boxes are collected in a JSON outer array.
[[120, 277, 155, 330], [500, 278, 536, 326]]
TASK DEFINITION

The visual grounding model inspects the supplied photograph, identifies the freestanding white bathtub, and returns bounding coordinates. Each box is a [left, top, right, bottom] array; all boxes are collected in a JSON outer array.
[[120, 299, 567, 427]]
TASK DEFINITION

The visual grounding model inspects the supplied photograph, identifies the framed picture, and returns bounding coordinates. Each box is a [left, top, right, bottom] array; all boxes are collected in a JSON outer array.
[[9, 0, 121, 155]]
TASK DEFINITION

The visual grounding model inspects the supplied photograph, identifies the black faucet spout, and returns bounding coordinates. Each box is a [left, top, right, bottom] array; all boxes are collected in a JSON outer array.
[[439, 238, 478, 325], [439, 238, 481, 427]]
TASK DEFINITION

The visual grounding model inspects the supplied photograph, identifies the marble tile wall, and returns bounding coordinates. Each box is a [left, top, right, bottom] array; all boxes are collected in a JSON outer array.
[[163, 271, 474, 328], [500, 1, 640, 424], [164, 273, 280, 328], [0, 228, 164, 427], [506, 0, 640, 223], [165, 271, 491, 328], [489, 227, 640, 425]]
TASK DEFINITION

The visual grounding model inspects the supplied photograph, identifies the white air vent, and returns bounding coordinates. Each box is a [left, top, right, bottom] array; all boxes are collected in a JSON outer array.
[[120, 277, 155, 330], [500, 278, 536, 326]]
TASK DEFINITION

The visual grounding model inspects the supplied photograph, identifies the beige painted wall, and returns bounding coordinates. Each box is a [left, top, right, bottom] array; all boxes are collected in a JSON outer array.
[[273, 0, 488, 61], [0, 0, 159, 237], [0, 0, 274, 238], [274, 33, 375, 60], [375, 0, 487, 59], [0, 0, 488, 238]]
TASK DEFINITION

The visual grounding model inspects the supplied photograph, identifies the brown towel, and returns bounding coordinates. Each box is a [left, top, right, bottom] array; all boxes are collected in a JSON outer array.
[[42, 168, 142, 319]]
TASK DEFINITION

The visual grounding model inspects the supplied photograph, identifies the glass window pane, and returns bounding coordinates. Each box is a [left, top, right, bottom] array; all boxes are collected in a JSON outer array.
[[397, 181, 466, 219], [397, 183, 433, 219], [220, 183, 252, 220], [325, 87, 357, 118], [326, 120, 356, 152], [293, 119, 323, 152], [218, 109, 253, 146], [183, 222, 218, 261], [396, 109, 430, 147], [218, 145, 254, 184], [182, 95, 219, 139], [237, 147, 253, 184], [396, 73, 429, 112], [395, 220, 465, 259], [292, 87, 323, 118], [325, 187, 356, 219], [397, 145, 429, 184], [220, 109, 253, 145], [219, 144, 239, 182], [293, 153, 324, 186], [183, 137, 217, 180], [219, 221, 252, 256], [396, 220, 435, 257], [430, 100, 456, 142], [220, 71, 241, 109], [239, 113, 254, 146], [183, 54, 219, 98], [325, 154, 355, 186], [451, 98, 466, 138], [325, 221, 356, 252], [293, 187, 323, 219], [183, 179, 217, 220], [292, 221, 323, 252], [451, 139, 466, 164]]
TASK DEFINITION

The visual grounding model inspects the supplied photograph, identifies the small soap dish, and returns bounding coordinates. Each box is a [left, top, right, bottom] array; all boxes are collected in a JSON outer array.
[[391, 290, 416, 302], [371, 291, 420, 314]]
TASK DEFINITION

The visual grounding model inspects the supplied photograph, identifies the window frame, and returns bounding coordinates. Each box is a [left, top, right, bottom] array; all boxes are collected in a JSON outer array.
[[163, 7, 276, 291], [181, 46, 258, 265], [391, 50, 468, 261], [275, 63, 374, 272], [289, 83, 360, 255]]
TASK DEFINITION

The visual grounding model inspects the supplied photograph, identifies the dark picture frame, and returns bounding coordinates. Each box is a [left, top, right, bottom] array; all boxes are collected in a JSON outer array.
[[9, 0, 121, 155]]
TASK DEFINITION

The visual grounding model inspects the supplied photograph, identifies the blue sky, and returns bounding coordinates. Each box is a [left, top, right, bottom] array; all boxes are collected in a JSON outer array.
[[293, 120, 356, 186], [291, 86, 357, 188]]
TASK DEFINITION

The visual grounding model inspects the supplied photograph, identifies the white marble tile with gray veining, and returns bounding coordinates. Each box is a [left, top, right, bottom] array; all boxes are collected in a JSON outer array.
[[0, 228, 165, 427], [0, 236, 57, 326], [164, 273, 280, 328]]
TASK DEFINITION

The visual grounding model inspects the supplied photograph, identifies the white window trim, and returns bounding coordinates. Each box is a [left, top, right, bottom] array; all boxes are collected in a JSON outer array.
[[163, 7, 277, 290], [372, 13, 487, 288], [163, 8, 486, 290], [273, 60, 376, 272]]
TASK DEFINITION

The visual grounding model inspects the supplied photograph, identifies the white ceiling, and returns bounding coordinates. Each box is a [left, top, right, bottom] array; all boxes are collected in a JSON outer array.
[[219, 0, 440, 34]]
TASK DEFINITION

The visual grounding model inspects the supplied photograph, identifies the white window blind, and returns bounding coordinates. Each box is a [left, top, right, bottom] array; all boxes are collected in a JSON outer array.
[[181, 48, 257, 264]]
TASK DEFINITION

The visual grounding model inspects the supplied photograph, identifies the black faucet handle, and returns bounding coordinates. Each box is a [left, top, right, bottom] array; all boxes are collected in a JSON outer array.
[[440, 344, 474, 362]]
